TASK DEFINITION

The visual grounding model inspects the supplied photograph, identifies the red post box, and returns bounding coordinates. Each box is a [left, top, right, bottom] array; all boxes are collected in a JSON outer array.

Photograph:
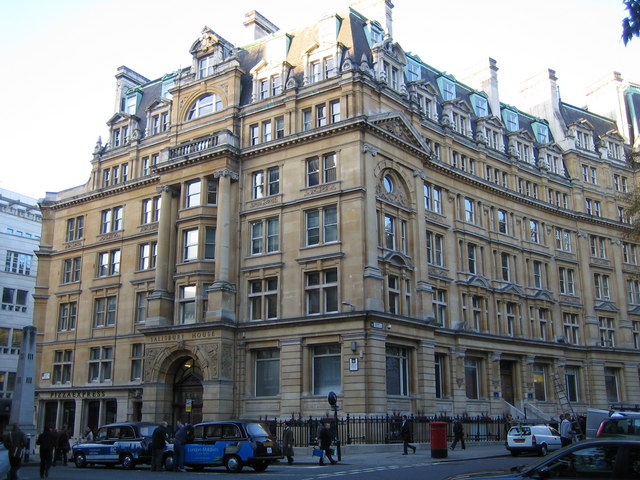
[[430, 421, 448, 458]]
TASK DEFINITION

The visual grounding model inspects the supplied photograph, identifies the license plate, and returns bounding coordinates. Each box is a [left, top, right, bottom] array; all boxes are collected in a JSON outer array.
[[514, 439, 525, 443], [267, 447, 272, 454]]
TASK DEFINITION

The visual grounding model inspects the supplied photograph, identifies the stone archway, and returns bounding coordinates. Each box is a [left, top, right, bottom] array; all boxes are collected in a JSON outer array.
[[172, 356, 203, 425]]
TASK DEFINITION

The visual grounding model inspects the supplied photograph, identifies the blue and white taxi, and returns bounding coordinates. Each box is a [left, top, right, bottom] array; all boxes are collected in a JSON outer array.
[[183, 421, 282, 472], [72, 422, 174, 470]]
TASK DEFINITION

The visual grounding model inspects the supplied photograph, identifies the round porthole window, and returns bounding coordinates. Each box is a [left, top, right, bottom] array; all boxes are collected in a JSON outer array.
[[383, 175, 394, 193]]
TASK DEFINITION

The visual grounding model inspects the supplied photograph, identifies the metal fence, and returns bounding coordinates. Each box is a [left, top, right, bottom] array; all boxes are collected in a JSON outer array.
[[261, 414, 508, 447]]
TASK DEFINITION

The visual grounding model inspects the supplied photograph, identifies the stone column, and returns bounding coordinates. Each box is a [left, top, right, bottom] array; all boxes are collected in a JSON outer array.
[[611, 239, 633, 347], [415, 339, 436, 413], [413, 170, 434, 321], [10, 326, 36, 437], [576, 232, 599, 344], [207, 169, 239, 322], [147, 185, 177, 327], [362, 143, 384, 311], [280, 337, 303, 415]]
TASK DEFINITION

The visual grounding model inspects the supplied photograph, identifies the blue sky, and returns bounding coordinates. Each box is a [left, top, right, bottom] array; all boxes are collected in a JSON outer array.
[[1, 0, 637, 199]]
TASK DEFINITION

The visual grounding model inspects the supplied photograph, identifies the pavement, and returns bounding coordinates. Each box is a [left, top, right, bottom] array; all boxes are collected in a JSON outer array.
[[290, 442, 509, 466], [18, 442, 508, 470]]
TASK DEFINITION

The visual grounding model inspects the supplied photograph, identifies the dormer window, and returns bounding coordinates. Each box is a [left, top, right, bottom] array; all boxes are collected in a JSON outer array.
[[485, 127, 502, 151], [575, 129, 593, 151], [438, 77, 456, 100], [607, 140, 623, 160], [533, 123, 549, 144], [271, 75, 282, 96], [199, 55, 216, 78], [370, 24, 383, 45], [383, 61, 399, 90], [471, 95, 488, 117], [503, 110, 519, 132], [161, 78, 175, 99], [516, 141, 532, 163], [124, 96, 137, 115], [406, 63, 420, 82], [187, 93, 222, 120]]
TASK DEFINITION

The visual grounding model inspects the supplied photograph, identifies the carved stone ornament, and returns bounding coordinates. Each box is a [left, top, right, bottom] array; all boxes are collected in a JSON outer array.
[[143, 346, 164, 382], [204, 343, 219, 379]]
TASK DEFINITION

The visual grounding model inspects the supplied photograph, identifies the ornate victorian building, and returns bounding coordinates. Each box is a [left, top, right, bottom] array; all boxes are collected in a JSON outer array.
[[34, 1, 640, 437]]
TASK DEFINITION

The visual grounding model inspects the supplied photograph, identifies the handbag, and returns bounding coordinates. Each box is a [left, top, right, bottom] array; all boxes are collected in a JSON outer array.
[[312, 447, 324, 457]]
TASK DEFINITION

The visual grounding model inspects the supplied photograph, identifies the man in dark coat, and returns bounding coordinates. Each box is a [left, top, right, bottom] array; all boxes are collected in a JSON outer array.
[[173, 420, 192, 472], [450, 419, 466, 450], [282, 421, 294, 465], [317, 422, 336, 465], [36, 425, 56, 480], [400, 415, 416, 454], [55, 426, 70, 466], [4, 423, 27, 480], [150, 421, 169, 472]]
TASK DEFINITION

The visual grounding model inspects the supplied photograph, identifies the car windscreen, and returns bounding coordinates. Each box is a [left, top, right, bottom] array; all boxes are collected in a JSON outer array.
[[246, 423, 271, 438], [509, 426, 531, 435], [137, 425, 156, 437]]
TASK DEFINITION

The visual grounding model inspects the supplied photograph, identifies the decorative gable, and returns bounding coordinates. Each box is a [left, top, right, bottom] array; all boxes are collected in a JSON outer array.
[[369, 111, 431, 156]]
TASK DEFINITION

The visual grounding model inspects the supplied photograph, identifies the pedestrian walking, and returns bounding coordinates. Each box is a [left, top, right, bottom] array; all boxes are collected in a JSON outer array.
[[450, 419, 466, 450], [173, 420, 192, 472], [36, 425, 57, 480], [317, 422, 336, 465], [3, 423, 27, 480], [400, 415, 416, 455], [150, 420, 169, 471], [56, 426, 70, 465], [282, 421, 295, 464]]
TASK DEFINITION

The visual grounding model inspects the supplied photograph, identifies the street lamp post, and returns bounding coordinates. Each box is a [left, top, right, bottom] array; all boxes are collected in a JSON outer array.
[[327, 391, 341, 461]]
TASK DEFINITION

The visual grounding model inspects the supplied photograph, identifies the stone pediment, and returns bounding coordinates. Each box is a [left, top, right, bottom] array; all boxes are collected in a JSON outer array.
[[189, 26, 233, 58], [594, 301, 618, 312], [497, 283, 525, 296], [628, 306, 640, 315], [369, 111, 431, 155], [146, 99, 171, 112], [459, 275, 491, 289], [107, 112, 135, 126], [530, 289, 556, 302]]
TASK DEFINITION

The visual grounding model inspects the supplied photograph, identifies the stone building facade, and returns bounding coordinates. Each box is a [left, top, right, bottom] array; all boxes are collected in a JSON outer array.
[[34, 1, 640, 438], [0, 189, 41, 430]]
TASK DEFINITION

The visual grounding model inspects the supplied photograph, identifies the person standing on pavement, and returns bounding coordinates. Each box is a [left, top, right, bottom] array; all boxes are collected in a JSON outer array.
[[56, 426, 70, 466], [4, 423, 27, 480], [150, 420, 169, 472], [450, 419, 466, 450], [173, 419, 192, 472], [317, 422, 336, 465], [36, 425, 57, 480], [282, 421, 295, 464], [400, 415, 416, 455], [560, 413, 574, 446]]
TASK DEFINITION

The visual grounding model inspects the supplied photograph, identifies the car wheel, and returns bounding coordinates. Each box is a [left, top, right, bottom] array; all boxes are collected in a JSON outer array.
[[121, 454, 135, 470], [510, 451, 520, 457], [224, 455, 243, 473], [252, 460, 269, 472], [162, 453, 175, 471], [539, 444, 548, 456], [74, 452, 87, 468]]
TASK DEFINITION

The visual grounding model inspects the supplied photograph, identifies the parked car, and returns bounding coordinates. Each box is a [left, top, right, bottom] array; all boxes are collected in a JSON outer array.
[[72, 422, 174, 470], [597, 413, 640, 438], [506, 424, 563, 456], [182, 420, 282, 473], [446, 438, 640, 479]]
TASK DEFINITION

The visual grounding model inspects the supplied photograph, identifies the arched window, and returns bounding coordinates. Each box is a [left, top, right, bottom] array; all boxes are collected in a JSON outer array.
[[187, 94, 222, 120]]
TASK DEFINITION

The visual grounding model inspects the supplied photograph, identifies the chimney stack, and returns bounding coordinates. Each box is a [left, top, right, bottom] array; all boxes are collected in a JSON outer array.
[[244, 11, 279, 41]]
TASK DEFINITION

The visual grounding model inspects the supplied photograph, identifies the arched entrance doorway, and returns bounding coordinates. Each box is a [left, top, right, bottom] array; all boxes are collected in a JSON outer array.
[[172, 357, 203, 424]]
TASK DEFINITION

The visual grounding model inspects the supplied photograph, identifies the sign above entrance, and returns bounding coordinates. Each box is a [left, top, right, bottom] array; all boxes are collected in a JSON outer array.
[[148, 330, 218, 342]]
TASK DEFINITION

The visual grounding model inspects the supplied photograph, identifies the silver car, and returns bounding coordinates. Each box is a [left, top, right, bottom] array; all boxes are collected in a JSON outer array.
[[506, 424, 563, 456]]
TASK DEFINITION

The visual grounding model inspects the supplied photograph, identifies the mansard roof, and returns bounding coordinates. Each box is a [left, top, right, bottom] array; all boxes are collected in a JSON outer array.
[[560, 102, 619, 140]]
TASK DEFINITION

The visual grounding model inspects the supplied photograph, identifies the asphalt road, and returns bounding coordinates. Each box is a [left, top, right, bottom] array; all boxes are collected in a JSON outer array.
[[15, 455, 529, 480]]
